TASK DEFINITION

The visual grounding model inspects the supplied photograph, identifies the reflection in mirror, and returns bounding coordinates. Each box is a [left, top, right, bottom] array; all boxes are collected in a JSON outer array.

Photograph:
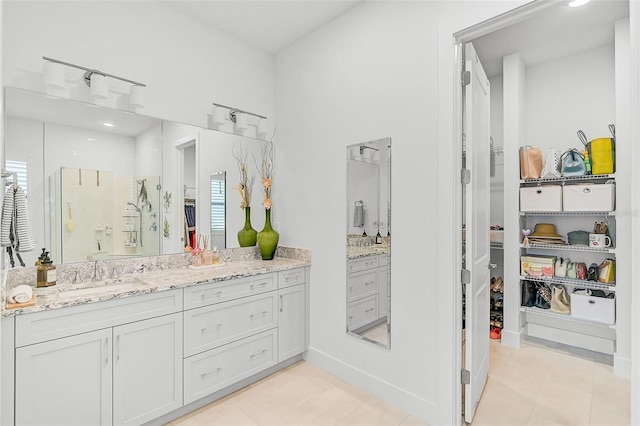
[[210, 172, 226, 250], [346, 137, 391, 348], [3, 87, 267, 267]]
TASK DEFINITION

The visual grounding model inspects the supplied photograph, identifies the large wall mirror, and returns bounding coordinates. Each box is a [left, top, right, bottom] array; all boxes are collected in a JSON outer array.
[[3, 87, 267, 266], [346, 137, 391, 348]]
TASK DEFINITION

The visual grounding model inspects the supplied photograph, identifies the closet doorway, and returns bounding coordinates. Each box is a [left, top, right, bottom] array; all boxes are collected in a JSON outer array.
[[178, 141, 197, 251], [457, 1, 632, 424]]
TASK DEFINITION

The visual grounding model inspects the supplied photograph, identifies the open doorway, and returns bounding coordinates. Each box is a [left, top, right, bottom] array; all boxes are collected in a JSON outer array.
[[458, 1, 632, 423]]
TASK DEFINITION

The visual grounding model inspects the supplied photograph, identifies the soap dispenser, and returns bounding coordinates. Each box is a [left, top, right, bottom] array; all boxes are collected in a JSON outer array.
[[37, 251, 57, 287]]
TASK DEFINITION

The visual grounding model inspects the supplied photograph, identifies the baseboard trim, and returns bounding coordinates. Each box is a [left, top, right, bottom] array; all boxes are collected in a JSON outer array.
[[614, 353, 631, 378], [500, 328, 522, 348], [305, 347, 436, 424]]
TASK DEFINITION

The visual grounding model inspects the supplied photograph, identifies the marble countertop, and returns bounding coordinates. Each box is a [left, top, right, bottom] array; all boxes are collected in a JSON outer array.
[[346, 246, 390, 259], [2, 248, 310, 317]]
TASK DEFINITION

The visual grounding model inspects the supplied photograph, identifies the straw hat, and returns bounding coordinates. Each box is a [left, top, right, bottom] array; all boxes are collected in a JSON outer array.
[[530, 223, 562, 239]]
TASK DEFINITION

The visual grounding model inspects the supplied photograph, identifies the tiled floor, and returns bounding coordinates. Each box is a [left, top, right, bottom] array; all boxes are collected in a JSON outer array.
[[169, 361, 426, 425], [472, 339, 631, 426], [170, 340, 630, 426]]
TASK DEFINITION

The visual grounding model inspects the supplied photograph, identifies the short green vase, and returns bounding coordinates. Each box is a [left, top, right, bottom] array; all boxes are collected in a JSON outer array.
[[237, 207, 257, 247], [257, 208, 279, 260]]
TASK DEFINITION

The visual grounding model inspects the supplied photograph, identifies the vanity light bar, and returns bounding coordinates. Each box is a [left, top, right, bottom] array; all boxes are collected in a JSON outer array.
[[42, 56, 146, 88], [211, 102, 267, 120]]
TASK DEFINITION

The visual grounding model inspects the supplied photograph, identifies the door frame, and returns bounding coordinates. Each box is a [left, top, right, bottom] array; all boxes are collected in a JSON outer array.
[[436, 1, 639, 425]]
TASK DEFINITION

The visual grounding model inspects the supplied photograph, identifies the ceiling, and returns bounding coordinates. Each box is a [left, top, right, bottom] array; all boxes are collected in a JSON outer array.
[[472, 0, 629, 78], [160, 0, 364, 54], [160, 1, 628, 72]]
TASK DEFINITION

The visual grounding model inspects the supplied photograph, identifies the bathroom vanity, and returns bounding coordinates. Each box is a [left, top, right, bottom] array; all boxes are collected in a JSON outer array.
[[0, 249, 310, 426]]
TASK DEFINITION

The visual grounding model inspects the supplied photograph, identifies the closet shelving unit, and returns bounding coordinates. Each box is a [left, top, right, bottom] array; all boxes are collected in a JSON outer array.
[[518, 174, 617, 353]]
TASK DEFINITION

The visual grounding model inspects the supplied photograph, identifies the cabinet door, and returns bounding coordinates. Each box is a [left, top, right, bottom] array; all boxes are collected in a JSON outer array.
[[15, 328, 112, 426], [113, 313, 183, 426], [278, 284, 306, 361]]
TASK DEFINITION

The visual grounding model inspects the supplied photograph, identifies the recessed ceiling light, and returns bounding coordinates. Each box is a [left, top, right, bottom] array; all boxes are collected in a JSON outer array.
[[102, 122, 114, 127], [569, 0, 591, 7]]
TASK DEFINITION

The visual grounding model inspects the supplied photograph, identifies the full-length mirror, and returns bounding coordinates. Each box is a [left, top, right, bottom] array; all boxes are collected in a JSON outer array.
[[4, 87, 267, 266], [346, 137, 391, 347]]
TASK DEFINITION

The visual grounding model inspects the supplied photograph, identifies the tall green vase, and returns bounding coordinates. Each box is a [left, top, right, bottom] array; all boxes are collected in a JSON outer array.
[[237, 207, 257, 247], [257, 208, 279, 260]]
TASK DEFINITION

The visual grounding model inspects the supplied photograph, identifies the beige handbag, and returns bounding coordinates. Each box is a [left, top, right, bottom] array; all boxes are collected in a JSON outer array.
[[520, 146, 543, 179], [550, 285, 571, 314]]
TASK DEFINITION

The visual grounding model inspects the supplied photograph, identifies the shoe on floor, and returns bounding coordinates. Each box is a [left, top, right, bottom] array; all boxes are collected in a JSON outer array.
[[490, 327, 501, 340]]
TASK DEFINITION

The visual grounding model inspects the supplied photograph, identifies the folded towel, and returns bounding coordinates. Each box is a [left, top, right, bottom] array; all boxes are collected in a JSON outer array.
[[8, 284, 33, 304]]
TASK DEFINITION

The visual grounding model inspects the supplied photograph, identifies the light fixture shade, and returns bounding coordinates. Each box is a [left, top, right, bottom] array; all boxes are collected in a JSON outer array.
[[235, 112, 248, 130], [129, 85, 145, 107], [257, 118, 267, 137], [212, 106, 226, 125], [44, 61, 65, 88], [90, 73, 109, 99]]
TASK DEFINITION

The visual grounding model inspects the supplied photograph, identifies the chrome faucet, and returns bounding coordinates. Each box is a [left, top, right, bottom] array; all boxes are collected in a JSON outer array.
[[86, 255, 103, 282]]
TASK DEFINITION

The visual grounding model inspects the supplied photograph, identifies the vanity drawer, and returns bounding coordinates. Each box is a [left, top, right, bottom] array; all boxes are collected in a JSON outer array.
[[347, 270, 378, 301], [348, 255, 378, 273], [278, 268, 305, 289], [184, 292, 277, 357], [184, 329, 277, 404], [378, 254, 390, 267], [348, 295, 378, 331], [184, 274, 276, 310], [15, 290, 183, 347]]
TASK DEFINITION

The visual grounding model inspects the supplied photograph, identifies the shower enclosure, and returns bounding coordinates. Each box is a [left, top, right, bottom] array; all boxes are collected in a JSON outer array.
[[49, 167, 160, 263]]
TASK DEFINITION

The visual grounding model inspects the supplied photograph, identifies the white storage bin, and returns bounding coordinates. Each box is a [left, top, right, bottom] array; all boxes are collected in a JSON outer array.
[[563, 183, 615, 212], [489, 230, 504, 243], [520, 186, 562, 212], [571, 292, 615, 324]]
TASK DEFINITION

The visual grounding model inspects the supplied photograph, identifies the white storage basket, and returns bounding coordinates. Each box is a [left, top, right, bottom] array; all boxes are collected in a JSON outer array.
[[520, 186, 562, 212], [571, 292, 615, 324], [563, 183, 615, 212]]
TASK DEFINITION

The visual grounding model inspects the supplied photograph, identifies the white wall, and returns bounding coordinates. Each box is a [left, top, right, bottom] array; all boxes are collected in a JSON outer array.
[[275, 1, 526, 424], [1, 1, 275, 132]]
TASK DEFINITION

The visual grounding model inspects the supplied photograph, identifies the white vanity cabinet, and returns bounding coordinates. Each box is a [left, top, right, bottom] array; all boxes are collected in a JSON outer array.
[[277, 269, 307, 361], [182, 268, 308, 405], [347, 254, 388, 332], [15, 328, 113, 426], [11, 290, 183, 426], [3, 265, 309, 425], [112, 313, 183, 425]]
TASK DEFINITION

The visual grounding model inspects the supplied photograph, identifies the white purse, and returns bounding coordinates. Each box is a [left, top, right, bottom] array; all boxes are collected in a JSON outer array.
[[541, 147, 562, 178]]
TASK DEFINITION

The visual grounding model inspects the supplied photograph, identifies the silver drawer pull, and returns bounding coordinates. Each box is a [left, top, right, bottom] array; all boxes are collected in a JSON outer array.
[[365, 308, 375, 313], [250, 311, 268, 319], [365, 281, 374, 286], [285, 274, 300, 282], [201, 290, 223, 300], [201, 324, 222, 333], [250, 282, 268, 290], [250, 349, 267, 359], [201, 367, 221, 378]]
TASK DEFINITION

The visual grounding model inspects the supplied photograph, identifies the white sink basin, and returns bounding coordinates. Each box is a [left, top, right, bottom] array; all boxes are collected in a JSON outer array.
[[58, 281, 142, 298]]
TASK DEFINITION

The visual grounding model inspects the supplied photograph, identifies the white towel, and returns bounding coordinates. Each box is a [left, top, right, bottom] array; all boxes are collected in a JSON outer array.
[[7, 284, 33, 304], [1, 186, 14, 247], [14, 186, 35, 252], [353, 201, 364, 227], [0, 185, 35, 252]]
